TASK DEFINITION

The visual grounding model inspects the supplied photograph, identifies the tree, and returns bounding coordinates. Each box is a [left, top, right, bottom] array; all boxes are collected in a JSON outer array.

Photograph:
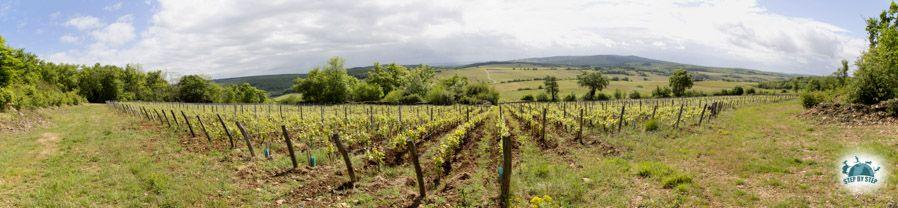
[[176, 75, 214, 103], [577, 71, 609, 100], [366, 63, 409, 95], [850, 1, 898, 104], [669, 69, 693, 97], [292, 56, 357, 103], [651, 86, 672, 98], [543, 76, 559, 101], [834, 59, 850, 86], [352, 81, 383, 102]]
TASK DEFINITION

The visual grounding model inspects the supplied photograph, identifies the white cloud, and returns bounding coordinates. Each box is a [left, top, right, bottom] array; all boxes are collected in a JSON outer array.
[[89, 15, 135, 46], [59, 34, 80, 44], [65, 16, 103, 31], [104, 2, 124, 11], [47, 0, 868, 78]]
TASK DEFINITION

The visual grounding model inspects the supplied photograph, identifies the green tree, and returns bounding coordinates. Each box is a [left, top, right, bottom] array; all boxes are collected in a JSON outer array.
[[543, 76, 559, 101], [834, 59, 850, 86], [77, 64, 125, 103], [292, 56, 357, 103], [850, 1, 898, 104], [176, 75, 214, 103], [577, 71, 609, 100], [352, 81, 383, 102], [669, 69, 693, 97], [366, 62, 409, 95]]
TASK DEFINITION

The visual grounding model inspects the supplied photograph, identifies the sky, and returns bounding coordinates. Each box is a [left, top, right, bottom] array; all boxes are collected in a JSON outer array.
[[0, 0, 892, 78]]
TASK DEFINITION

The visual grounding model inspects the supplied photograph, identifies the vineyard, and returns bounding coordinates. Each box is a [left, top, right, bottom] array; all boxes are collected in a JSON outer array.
[[107, 95, 794, 206]]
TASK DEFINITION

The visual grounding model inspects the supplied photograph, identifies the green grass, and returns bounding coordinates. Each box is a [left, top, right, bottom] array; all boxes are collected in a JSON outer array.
[[0, 105, 261, 207], [436, 66, 780, 101], [4, 100, 898, 206]]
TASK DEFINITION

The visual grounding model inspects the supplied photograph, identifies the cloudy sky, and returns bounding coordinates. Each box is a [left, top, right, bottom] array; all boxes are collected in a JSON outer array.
[[0, 0, 890, 78]]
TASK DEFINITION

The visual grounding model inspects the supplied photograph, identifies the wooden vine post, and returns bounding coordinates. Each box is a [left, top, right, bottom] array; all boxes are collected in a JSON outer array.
[[499, 114, 512, 207], [332, 133, 356, 187], [408, 138, 426, 199], [698, 104, 708, 126], [192, 117, 209, 143], [181, 111, 196, 137], [674, 103, 685, 129], [617, 105, 626, 133], [217, 114, 236, 149], [281, 125, 298, 169], [577, 108, 584, 145], [235, 121, 256, 157], [540, 108, 547, 142]]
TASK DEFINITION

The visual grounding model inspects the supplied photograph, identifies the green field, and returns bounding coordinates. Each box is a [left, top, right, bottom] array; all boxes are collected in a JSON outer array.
[[2, 101, 896, 207], [437, 66, 777, 101]]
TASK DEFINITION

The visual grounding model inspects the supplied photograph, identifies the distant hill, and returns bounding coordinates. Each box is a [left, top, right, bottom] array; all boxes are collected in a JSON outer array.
[[514, 55, 673, 67], [212, 65, 429, 96], [512, 55, 791, 78], [215, 54, 795, 96]]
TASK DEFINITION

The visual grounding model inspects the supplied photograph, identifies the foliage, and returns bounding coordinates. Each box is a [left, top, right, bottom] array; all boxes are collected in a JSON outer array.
[[563, 92, 577, 102], [613, 89, 623, 100], [628, 90, 641, 99], [669, 69, 693, 97], [543, 76, 559, 101], [352, 81, 384, 102], [521, 94, 535, 101], [536, 93, 550, 102], [293, 57, 357, 103], [848, 2, 898, 104], [651, 86, 672, 98], [800, 91, 827, 108], [576, 71, 609, 99]]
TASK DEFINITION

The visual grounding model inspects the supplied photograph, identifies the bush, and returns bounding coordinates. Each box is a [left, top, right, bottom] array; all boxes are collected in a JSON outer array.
[[521, 94, 535, 101], [276, 94, 303, 104], [562, 92, 577, 101], [800, 91, 825, 108], [381, 90, 404, 104], [746, 88, 756, 94], [594, 92, 610, 101], [400, 94, 424, 104], [628, 90, 641, 99], [613, 89, 623, 100], [644, 119, 659, 132], [425, 86, 453, 105], [536, 93, 550, 102]]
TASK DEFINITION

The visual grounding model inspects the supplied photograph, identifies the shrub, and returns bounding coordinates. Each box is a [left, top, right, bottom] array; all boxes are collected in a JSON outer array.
[[800, 91, 826, 108], [644, 119, 659, 132], [381, 90, 404, 104], [536, 93, 550, 102], [400, 94, 424, 104], [521, 94, 535, 101], [562, 92, 577, 101], [594, 92, 610, 101], [628, 90, 641, 99], [613, 89, 623, 99]]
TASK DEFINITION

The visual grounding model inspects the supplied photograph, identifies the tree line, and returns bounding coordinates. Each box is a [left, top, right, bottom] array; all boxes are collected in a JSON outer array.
[[779, 2, 898, 109], [291, 57, 499, 104], [0, 36, 268, 112]]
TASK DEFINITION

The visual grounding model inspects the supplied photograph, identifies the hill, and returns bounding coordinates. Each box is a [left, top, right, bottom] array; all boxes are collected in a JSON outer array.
[[215, 55, 796, 97]]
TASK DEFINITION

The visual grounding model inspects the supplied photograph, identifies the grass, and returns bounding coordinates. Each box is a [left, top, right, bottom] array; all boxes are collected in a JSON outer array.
[[0, 104, 261, 207], [435, 66, 782, 101], [4, 100, 898, 206]]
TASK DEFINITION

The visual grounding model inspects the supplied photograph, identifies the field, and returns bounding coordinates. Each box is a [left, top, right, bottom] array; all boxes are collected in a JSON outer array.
[[436, 66, 782, 101], [6, 95, 898, 207]]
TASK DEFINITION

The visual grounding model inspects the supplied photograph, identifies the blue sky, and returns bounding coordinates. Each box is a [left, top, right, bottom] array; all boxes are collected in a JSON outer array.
[[0, 0, 893, 78]]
